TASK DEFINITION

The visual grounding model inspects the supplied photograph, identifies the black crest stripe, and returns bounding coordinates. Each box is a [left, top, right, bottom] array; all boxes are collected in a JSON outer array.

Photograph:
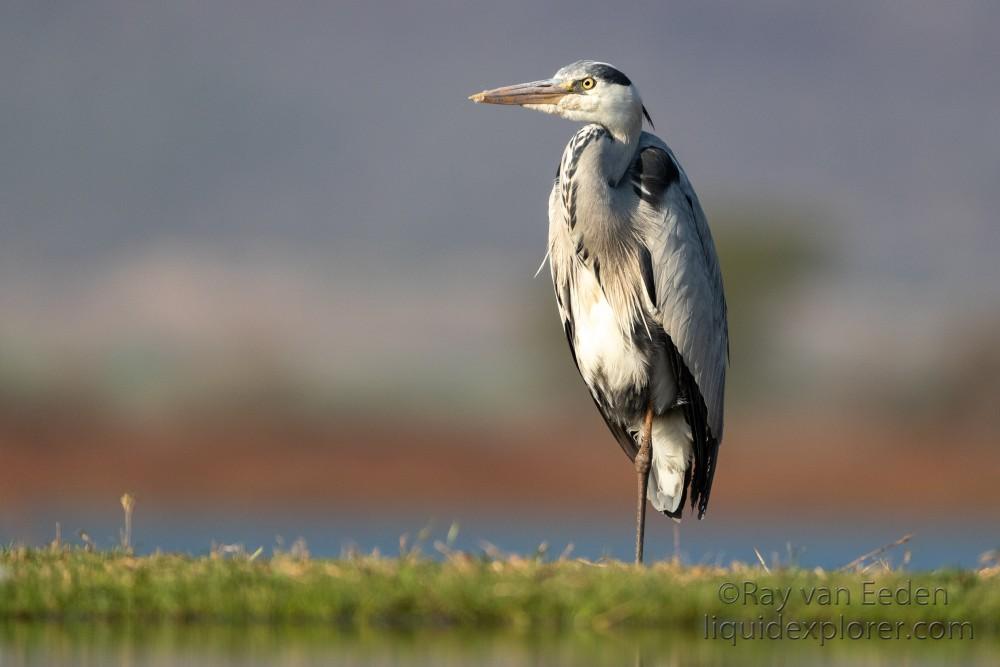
[[588, 63, 631, 86]]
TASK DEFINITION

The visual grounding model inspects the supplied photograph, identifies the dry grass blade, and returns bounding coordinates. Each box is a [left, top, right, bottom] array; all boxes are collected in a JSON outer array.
[[479, 540, 503, 560], [839, 533, 913, 572], [119, 493, 135, 553], [753, 547, 771, 574]]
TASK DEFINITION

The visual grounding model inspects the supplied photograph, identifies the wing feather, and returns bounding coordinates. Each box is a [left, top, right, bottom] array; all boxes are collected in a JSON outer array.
[[633, 134, 729, 517]]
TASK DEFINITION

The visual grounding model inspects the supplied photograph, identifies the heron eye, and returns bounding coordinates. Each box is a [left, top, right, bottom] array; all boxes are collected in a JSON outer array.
[[581, 77, 596, 90]]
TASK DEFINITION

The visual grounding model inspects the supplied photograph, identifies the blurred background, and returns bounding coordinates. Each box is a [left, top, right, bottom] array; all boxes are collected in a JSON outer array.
[[1, 0, 997, 568]]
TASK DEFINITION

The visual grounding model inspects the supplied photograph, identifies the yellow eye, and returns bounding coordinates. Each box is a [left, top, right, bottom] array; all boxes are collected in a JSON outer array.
[[581, 77, 596, 90]]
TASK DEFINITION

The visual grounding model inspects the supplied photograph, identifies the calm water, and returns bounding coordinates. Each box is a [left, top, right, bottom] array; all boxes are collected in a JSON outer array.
[[1, 623, 997, 667]]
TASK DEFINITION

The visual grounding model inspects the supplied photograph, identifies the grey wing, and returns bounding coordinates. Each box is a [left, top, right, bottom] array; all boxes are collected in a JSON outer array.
[[632, 133, 729, 517]]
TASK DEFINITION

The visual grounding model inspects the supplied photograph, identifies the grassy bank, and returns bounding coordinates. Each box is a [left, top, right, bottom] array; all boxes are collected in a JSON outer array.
[[1, 547, 998, 634]]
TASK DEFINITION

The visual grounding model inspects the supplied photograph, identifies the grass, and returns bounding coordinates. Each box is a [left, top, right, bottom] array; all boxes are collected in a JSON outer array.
[[2, 545, 998, 634]]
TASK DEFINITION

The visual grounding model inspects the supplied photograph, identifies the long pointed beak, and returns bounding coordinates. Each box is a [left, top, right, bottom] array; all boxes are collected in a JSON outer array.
[[468, 79, 572, 105]]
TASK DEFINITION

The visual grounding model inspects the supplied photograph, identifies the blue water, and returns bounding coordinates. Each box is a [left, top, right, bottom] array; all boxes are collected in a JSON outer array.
[[3, 508, 994, 570]]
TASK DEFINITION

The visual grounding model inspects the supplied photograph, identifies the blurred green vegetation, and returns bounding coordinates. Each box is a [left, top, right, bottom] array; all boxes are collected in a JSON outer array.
[[711, 202, 830, 401], [8, 200, 996, 427]]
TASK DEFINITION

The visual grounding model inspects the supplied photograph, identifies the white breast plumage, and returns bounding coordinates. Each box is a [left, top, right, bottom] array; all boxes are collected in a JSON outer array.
[[570, 264, 648, 396]]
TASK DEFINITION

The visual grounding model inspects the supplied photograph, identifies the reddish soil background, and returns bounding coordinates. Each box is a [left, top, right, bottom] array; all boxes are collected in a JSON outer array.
[[2, 409, 997, 521]]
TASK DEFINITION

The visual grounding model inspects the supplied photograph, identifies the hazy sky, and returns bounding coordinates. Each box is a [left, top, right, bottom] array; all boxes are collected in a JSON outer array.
[[1, 1, 998, 410], [3, 1, 997, 266]]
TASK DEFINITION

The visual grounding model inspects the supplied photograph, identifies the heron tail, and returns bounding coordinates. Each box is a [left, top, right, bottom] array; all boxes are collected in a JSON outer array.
[[646, 410, 693, 519]]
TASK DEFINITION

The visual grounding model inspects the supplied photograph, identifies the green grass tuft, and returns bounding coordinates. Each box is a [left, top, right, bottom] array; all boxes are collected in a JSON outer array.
[[1, 546, 998, 634]]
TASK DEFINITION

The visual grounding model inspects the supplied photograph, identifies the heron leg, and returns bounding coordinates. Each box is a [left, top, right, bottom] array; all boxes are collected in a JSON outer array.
[[672, 522, 681, 566], [634, 404, 655, 564]]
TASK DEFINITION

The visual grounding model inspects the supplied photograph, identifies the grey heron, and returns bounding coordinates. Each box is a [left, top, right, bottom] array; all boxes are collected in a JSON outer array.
[[470, 61, 728, 564]]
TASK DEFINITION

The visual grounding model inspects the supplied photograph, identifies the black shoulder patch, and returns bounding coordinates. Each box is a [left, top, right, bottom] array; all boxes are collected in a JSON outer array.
[[631, 147, 680, 207], [638, 245, 656, 304], [588, 63, 631, 87]]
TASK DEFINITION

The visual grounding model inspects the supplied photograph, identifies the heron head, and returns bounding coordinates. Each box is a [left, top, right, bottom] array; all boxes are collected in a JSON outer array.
[[469, 60, 651, 141]]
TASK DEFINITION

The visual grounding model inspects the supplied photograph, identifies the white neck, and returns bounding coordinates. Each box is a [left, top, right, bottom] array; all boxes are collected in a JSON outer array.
[[597, 114, 642, 185]]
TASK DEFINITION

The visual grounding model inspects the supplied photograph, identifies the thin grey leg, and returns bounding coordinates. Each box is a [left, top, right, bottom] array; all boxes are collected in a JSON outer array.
[[634, 405, 654, 564]]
